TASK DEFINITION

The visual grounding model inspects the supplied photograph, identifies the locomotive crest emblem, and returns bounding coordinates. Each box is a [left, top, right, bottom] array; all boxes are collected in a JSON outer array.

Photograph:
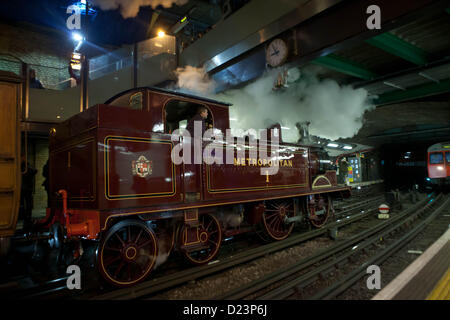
[[132, 155, 152, 178]]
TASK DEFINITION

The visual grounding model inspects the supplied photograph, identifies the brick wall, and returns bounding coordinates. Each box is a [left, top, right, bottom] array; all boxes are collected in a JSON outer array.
[[0, 22, 73, 89]]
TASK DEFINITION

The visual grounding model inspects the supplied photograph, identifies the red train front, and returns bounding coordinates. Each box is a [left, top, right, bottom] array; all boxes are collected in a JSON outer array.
[[43, 87, 351, 287], [427, 142, 450, 179]]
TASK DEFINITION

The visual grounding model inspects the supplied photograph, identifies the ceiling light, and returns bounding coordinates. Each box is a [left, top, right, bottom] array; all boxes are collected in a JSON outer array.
[[327, 143, 339, 148], [72, 32, 83, 42]]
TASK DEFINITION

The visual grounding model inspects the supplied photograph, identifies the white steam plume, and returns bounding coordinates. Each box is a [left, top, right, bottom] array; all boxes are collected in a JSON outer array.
[[174, 65, 217, 96], [174, 66, 374, 143], [91, 0, 188, 18]]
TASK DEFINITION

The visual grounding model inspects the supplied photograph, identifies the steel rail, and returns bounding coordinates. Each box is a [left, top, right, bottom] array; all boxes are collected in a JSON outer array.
[[215, 194, 439, 299], [334, 195, 384, 212], [311, 195, 450, 300]]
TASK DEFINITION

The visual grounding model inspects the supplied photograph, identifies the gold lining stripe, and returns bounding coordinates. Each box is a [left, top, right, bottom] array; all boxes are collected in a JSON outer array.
[[104, 135, 176, 200], [101, 186, 350, 230], [312, 175, 332, 189]]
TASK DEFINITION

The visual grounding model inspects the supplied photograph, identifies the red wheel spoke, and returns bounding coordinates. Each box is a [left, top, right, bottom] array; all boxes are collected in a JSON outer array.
[[115, 233, 125, 247], [137, 239, 153, 250], [273, 218, 281, 231], [104, 254, 121, 267], [104, 246, 121, 252], [114, 261, 125, 278], [265, 212, 279, 219], [134, 229, 143, 245], [268, 216, 279, 228]]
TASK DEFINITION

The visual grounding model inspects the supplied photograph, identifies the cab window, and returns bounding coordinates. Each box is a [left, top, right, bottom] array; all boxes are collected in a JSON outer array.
[[445, 151, 450, 164], [429, 152, 443, 164], [164, 100, 212, 134]]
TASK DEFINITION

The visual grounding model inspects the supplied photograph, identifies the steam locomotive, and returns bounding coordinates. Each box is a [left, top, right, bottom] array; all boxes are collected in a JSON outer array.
[[42, 87, 351, 287]]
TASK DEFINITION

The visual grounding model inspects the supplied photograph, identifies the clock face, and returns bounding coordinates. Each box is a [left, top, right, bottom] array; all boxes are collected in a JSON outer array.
[[266, 38, 288, 67]]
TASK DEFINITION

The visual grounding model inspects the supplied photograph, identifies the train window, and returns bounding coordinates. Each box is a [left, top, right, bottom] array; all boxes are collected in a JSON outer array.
[[164, 100, 212, 134], [446, 151, 450, 164], [429, 152, 443, 164]]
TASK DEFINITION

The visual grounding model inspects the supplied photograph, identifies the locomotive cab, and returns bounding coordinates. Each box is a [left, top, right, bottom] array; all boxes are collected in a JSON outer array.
[[164, 100, 214, 134]]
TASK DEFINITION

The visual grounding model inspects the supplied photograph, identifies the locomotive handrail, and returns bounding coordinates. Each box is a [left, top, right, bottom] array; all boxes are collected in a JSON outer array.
[[58, 189, 69, 229]]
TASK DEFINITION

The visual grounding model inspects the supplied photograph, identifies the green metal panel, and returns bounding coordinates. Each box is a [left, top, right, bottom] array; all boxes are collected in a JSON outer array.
[[312, 54, 377, 80], [374, 78, 450, 105], [366, 33, 428, 66]]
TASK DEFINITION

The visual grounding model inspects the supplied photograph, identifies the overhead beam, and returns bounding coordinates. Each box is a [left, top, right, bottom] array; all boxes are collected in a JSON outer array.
[[312, 54, 377, 80], [204, 0, 449, 92], [368, 127, 450, 139], [146, 11, 160, 38], [374, 78, 450, 105], [365, 33, 428, 65]]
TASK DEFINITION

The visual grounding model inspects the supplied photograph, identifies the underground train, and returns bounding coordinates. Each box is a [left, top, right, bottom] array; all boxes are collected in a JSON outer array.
[[1, 81, 351, 287], [427, 141, 450, 182]]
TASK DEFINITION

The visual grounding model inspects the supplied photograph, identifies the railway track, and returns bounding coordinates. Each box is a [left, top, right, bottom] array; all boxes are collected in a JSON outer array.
[[4, 194, 389, 300], [214, 193, 447, 300], [312, 195, 450, 300], [334, 194, 384, 212]]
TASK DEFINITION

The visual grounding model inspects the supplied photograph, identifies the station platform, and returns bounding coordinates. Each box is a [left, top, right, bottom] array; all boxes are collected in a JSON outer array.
[[372, 228, 450, 300]]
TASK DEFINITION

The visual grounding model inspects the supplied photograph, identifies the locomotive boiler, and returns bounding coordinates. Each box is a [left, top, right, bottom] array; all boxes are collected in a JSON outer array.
[[43, 87, 351, 287]]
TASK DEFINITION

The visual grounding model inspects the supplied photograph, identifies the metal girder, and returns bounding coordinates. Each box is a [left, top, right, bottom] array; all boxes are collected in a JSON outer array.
[[206, 0, 448, 92], [374, 78, 450, 105], [365, 33, 428, 66], [368, 127, 450, 139], [312, 54, 377, 80]]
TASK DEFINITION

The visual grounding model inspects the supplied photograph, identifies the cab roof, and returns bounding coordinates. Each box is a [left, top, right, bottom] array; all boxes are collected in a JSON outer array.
[[104, 86, 233, 107]]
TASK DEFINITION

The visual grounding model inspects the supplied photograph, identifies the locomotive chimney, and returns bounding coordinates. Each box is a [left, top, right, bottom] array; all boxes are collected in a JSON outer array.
[[296, 121, 311, 144]]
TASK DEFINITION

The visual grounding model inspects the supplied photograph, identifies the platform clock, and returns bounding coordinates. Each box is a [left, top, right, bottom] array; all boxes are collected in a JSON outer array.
[[266, 38, 288, 67]]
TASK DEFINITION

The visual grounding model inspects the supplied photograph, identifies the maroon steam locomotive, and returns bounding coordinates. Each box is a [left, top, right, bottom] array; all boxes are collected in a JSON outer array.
[[43, 87, 351, 287]]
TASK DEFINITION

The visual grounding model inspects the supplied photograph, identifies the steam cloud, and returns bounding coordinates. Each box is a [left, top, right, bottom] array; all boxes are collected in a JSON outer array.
[[174, 65, 217, 96], [91, 0, 188, 18], [174, 66, 374, 143]]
